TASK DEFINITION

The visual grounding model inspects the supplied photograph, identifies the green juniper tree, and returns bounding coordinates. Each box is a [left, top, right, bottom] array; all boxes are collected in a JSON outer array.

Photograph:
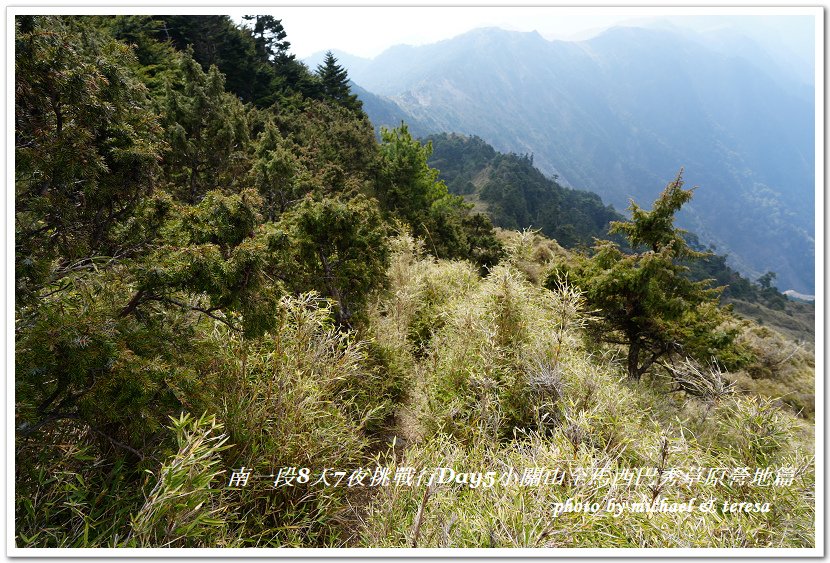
[[278, 194, 390, 327], [160, 50, 250, 203], [16, 15, 162, 297], [551, 170, 745, 381], [15, 15, 192, 458], [248, 119, 300, 221], [376, 124, 503, 269]]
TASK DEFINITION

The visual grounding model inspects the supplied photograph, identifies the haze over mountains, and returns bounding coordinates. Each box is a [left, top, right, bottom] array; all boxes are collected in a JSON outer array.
[[307, 22, 815, 294]]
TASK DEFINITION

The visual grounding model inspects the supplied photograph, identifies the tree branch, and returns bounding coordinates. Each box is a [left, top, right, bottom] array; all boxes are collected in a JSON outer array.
[[17, 412, 145, 460], [147, 295, 241, 331], [119, 288, 147, 318]]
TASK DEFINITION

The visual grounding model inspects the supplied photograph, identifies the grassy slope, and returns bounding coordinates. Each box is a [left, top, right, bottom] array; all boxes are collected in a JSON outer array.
[[17, 230, 814, 548], [729, 298, 814, 345], [356, 232, 815, 548]]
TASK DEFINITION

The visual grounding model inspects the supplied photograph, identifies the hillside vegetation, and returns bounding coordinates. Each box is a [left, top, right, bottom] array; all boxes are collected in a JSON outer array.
[[426, 132, 815, 343], [14, 15, 814, 549], [427, 133, 621, 249], [361, 233, 814, 547]]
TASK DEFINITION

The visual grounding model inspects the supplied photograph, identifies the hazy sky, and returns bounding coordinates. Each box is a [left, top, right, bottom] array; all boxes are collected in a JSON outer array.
[[229, 7, 816, 61], [233, 8, 640, 59]]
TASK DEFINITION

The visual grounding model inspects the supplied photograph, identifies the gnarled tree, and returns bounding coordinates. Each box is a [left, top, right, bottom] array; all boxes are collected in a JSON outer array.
[[550, 170, 745, 381]]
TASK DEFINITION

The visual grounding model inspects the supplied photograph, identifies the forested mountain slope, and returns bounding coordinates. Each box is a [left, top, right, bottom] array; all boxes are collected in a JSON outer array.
[[347, 26, 815, 294], [427, 132, 621, 248]]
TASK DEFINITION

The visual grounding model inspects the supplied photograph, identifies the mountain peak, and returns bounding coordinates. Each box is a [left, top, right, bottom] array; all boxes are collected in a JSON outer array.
[[454, 26, 548, 44], [353, 24, 814, 293]]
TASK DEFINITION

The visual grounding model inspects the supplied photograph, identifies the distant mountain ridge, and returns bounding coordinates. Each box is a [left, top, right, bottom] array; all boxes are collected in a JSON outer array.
[[426, 132, 621, 249], [315, 25, 815, 294]]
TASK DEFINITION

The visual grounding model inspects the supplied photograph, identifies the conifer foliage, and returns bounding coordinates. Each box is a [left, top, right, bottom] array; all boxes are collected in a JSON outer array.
[[316, 51, 363, 113], [243, 15, 292, 63], [551, 170, 745, 381], [16, 15, 162, 299], [160, 50, 249, 202]]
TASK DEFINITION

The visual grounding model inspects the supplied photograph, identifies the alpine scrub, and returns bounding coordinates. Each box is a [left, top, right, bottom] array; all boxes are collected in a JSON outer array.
[[14, 14, 815, 550]]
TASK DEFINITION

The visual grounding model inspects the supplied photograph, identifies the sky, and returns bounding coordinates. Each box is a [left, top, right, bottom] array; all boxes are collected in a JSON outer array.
[[233, 8, 643, 59], [229, 7, 816, 63]]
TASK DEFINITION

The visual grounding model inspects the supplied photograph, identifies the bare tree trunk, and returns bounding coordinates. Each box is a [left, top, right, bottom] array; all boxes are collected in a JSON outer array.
[[628, 339, 641, 381], [318, 247, 351, 327]]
